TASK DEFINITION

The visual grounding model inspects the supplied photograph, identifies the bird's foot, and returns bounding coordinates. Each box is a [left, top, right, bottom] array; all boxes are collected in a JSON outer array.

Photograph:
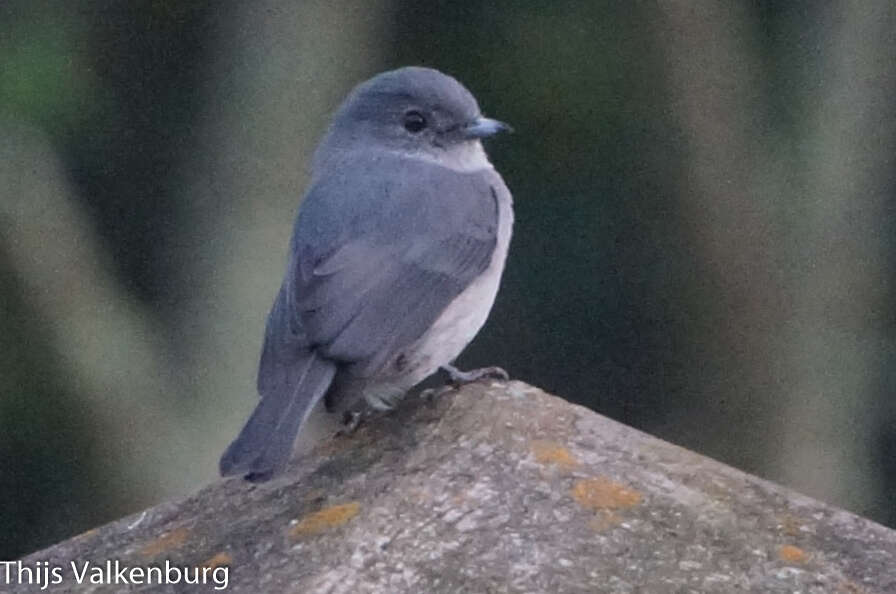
[[339, 410, 366, 435], [338, 406, 392, 435], [441, 363, 509, 386], [419, 384, 455, 402], [337, 388, 410, 436], [364, 388, 406, 412]]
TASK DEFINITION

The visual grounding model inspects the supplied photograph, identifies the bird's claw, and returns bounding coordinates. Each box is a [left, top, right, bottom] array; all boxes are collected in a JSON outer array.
[[419, 385, 454, 402], [338, 410, 366, 435], [338, 391, 405, 436], [441, 363, 509, 386]]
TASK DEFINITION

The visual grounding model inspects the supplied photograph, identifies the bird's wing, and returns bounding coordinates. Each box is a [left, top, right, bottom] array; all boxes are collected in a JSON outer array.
[[282, 155, 503, 376]]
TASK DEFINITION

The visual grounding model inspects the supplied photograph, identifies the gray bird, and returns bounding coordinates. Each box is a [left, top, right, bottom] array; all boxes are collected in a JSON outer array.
[[219, 66, 514, 482]]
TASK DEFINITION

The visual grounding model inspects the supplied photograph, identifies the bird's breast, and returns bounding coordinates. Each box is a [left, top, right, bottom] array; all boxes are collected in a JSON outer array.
[[401, 183, 514, 384]]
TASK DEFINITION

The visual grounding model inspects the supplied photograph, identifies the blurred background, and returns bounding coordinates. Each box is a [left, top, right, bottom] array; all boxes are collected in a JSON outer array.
[[2, 0, 895, 559]]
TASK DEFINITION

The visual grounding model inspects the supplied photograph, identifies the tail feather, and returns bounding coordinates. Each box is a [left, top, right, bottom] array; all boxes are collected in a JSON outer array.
[[219, 351, 336, 481]]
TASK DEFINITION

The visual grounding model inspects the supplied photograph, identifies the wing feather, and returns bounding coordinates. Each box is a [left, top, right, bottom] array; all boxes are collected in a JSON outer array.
[[285, 152, 501, 375]]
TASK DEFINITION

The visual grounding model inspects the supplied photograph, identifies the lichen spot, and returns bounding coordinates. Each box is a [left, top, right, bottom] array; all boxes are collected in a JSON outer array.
[[290, 502, 361, 538], [140, 527, 191, 558], [531, 440, 578, 469], [571, 477, 642, 510], [202, 552, 232, 569], [777, 544, 809, 564]]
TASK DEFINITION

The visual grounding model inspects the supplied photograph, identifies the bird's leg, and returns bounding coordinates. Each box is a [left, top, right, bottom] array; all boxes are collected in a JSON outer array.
[[364, 389, 406, 411], [338, 406, 391, 435], [339, 388, 407, 435], [441, 363, 509, 386], [419, 384, 454, 402], [339, 410, 366, 434]]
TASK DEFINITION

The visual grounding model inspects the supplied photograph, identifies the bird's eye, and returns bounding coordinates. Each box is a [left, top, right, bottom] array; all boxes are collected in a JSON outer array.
[[402, 110, 427, 133]]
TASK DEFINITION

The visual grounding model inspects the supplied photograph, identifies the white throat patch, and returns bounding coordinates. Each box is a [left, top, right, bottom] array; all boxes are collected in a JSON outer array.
[[392, 141, 494, 173]]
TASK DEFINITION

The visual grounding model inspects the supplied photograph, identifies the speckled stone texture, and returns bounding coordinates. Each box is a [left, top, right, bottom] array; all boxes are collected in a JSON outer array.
[[18, 381, 896, 593]]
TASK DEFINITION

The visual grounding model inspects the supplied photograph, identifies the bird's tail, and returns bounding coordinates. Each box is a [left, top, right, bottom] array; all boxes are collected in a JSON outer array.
[[219, 350, 336, 482]]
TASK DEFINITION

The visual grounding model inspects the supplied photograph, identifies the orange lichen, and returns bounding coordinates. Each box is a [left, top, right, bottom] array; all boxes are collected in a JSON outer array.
[[531, 440, 579, 469], [202, 552, 233, 569], [290, 502, 361, 538], [777, 544, 810, 564], [571, 477, 643, 510], [140, 527, 191, 558]]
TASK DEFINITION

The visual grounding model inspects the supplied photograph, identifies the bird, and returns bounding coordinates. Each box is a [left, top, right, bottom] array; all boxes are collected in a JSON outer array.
[[219, 66, 514, 482]]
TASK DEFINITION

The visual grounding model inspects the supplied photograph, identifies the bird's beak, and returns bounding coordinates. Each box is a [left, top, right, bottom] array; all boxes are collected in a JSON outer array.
[[463, 116, 513, 139]]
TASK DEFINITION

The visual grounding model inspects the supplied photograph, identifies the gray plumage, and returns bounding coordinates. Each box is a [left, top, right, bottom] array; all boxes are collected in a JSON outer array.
[[220, 66, 513, 482]]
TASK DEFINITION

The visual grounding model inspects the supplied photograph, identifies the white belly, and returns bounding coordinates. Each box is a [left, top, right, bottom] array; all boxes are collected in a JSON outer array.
[[402, 184, 514, 385]]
